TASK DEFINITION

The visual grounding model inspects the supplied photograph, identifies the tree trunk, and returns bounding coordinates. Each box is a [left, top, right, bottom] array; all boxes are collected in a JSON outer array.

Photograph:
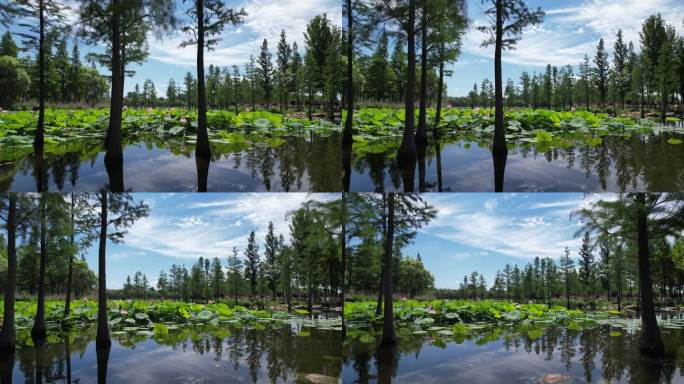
[[65, 194, 75, 318], [636, 193, 664, 358], [0, 195, 17, 356], [307, 267, 313, 313], [34, 0, 45, 157], [416, 1, 428, 146], [64, 337, 72, 384], [342, 0, 353, 146], [196, 0, 211, 160], [492, 0, 507, 156], [375, 266, 383, 316], [398, 0, 416, 161], [435, 42, 445, 127], [32, 195, 47, 343], [96, 342, 110, 384], [307, 77, 313, 120], [105, 1, 124, 172], [380, 193, 396, 346], [616, 257, 622, 311], [341, 192, 348, 336], [565, 273, 570, 309], [97, 192, 111, 348]]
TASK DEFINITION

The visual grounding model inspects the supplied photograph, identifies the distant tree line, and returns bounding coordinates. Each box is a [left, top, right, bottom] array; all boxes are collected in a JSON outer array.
[[113, 209, 343, 312], [0, 31, 108, 109], [450, 14, 684, 120], [436, 212, 684, 315], [122, 17, 342, 120]]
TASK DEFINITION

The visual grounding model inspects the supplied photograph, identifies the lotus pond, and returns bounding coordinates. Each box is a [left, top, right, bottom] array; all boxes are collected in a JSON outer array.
[[343, 300, 684, 383], [0, 109, 343, 192], [346, 108, 684, 192], [0, 300, 342, 383]]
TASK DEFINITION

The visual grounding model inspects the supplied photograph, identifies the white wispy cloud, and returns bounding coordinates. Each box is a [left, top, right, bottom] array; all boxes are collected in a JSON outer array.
[[117, 193, 334, 262], [422, 195, 585, 259]]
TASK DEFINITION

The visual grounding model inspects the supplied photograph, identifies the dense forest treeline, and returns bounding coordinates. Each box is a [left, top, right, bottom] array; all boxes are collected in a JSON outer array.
[[447, 228, 684, 311], [0, 1, 344, 190], [0, 15, 342, 118], [0, 192, 344, 356], [451, 16, 684, 118], [115, 210, 343, 313], [352, 193, 684, 360], [353, 10, 684, 121], [124, 16, 343, 120], [0, 31, 109, 108]]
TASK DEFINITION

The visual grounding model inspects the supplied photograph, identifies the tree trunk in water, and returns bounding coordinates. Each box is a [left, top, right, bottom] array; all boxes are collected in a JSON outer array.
[[32, 195, 47, 343], [636, 194, 664, 357], [0, 195, 17, 356], [64, 337, 72, 384], [341, 192, 348, 336], [492, 0, 507, 156], [416, 1, 428, 146], [196, 0, 211, 160], [342, 0, 353, 146], [65, 194, 75, 318], [34, 0, 45, 157], [493, 150, 507, 192], [105, 1, 124, 172], [398, 0, 416, 161], [96, 342, 110, 384], [380, 194, 396, 346], [196, 155, 209, 192], [435, 43, 445, 127], [97, 192, 111, 348]]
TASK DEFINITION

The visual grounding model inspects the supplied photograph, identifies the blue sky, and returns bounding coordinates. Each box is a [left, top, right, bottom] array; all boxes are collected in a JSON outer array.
[[75, 192, 611, 290], [4, 0, 683, 97]]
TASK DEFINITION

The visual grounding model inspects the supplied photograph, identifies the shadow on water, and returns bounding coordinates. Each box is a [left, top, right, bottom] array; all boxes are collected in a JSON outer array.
[[349, 133, 684, 192], [1, 321, 342, 384], [1, 133, 343, 192], [343, 323, 684, 384]]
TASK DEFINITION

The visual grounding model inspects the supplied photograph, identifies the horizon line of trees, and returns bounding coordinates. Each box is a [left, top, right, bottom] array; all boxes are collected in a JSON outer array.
[[0, 1, 344, 192], [124, 20, 343, 121], [0, 31, 109, 109], [451, 15, 684, 119], [355, 192, 684, 361], [116, 214, 343, 312]]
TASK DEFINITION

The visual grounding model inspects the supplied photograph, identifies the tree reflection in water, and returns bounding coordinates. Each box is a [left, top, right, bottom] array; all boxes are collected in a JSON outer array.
[[2, 323, 341, 384], [344, 324, 681, 383]]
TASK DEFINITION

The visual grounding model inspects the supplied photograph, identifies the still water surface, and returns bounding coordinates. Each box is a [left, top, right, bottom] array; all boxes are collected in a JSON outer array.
[[1, 321, 342, 383]]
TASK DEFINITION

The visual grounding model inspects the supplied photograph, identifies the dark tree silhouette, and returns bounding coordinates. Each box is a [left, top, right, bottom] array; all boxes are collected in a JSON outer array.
[[478, 0, 543, 156], [181, 0, 246, 160]]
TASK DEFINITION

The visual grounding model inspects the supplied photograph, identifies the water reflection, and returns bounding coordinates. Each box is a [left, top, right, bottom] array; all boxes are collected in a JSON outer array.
[[1, 133, 343, 192], [343, 325, 684, 383], [349, 134, 684, 192], [2, 323, 342, 383]]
